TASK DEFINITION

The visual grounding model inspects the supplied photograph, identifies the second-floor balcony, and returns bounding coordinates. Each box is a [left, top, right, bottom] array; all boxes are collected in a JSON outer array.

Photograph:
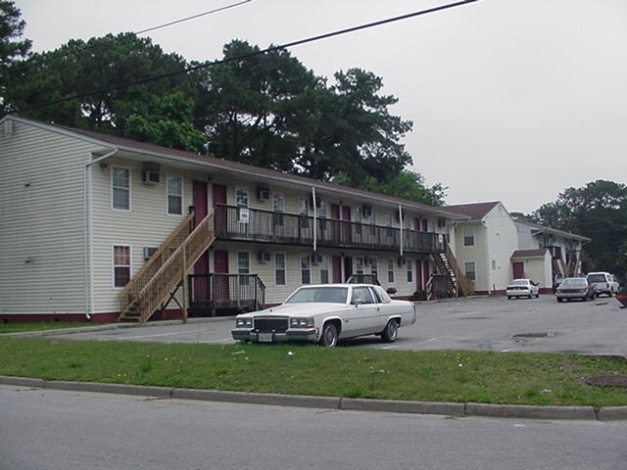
[[213, 204, 445, 254]]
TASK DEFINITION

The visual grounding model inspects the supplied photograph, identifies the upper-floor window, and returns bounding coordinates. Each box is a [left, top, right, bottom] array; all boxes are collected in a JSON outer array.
[[166, 176, 183, 215], [236, 187, 249, 207], [113, 245, 131, 288], [463, 226, 475, 246], [273, 193, 285, 226], [112, 166, 130, 210]]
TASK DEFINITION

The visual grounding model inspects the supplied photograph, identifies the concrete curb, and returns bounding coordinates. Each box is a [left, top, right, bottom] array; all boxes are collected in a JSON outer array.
[[2, 375, 626, 421]]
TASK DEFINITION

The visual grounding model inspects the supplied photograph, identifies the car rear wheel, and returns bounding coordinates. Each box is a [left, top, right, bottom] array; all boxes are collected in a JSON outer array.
[[381, 319, 398, 343], [319, 323, 338, 347]]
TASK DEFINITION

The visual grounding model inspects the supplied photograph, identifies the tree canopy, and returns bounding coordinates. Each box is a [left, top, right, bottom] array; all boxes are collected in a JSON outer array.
[[2, 26, 442, 204], [529, 180, 627, 276]]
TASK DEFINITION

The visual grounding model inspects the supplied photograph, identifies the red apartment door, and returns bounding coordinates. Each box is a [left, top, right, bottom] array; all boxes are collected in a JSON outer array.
[[513, 262, 525, 279]]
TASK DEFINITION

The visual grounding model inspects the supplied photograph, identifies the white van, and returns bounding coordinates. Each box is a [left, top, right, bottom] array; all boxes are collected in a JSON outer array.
[[586, 272, 619, 297]]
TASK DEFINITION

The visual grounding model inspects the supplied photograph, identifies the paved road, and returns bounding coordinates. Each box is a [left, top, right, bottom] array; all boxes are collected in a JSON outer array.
[[2, 385, 626, 470], [44, 295, 627, 356]]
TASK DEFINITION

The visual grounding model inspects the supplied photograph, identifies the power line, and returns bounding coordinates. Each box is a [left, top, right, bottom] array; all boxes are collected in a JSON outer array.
[[12, 0, 480, 114], [135, 0, 253, 35], [9, 0, 254, 75]]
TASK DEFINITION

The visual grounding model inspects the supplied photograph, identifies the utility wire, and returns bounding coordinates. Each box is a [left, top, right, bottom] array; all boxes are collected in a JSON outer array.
[[9, 0, 253, 75], [12, 0, 479, 114], [135, 0, 253, 35]]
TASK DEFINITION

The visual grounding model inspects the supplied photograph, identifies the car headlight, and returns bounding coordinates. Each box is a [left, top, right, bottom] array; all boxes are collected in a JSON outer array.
[[235, 317, 253, 328], [290, 317, 314, 328]]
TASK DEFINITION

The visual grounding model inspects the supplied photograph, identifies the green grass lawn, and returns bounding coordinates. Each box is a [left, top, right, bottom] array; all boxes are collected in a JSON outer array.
[[1, 335, 627, 408]]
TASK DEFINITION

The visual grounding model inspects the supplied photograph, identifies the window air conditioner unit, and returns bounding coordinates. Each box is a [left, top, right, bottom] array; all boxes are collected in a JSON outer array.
[[143, 170, 160, 185], [257, 187, 270, 201], [258, 251, 272, 263], [143, 247, 158, 260]]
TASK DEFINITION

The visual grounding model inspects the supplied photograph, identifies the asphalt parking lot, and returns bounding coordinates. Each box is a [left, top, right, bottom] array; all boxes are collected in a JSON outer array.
[[37, 294, 627, 357]]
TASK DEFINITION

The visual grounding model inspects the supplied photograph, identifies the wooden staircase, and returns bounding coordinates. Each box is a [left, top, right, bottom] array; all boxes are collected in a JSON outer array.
[[429, 242, 474, 300], [118, 211, 216, 323]]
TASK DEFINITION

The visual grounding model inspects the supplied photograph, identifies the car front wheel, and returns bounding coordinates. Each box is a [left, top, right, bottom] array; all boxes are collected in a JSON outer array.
[[319, 323, 338, 347], [381, 319, 398, 343]]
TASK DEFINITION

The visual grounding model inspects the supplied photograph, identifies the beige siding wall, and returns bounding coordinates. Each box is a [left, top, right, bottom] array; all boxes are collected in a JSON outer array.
[[0, 122, 90, 315], [90, 157, 204, 313]]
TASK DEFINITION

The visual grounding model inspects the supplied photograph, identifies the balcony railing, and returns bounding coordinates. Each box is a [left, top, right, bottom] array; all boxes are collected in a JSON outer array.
[[213, 204, 444, 254], [187, 273, 266, 316]]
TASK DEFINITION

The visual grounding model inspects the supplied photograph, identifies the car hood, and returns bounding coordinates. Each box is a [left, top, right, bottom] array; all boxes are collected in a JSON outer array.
[[239, 303, 348, 318]]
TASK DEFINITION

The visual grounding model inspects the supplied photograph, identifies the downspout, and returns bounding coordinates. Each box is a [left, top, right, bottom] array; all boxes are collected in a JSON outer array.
[[84, 149, 118, 320], [398, 204, 404, 257], [312, 186, 317, 252]]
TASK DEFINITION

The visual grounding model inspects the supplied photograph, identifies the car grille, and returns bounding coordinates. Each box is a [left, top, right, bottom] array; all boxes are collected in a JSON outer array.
[[254, 316, 289, 333]]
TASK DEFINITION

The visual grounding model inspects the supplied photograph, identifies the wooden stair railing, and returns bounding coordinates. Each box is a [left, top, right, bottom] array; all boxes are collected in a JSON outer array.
[[119, 211, 215, 322], [430, 242, 474, 299]]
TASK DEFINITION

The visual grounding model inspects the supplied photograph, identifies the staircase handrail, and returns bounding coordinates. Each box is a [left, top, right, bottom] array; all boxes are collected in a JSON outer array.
[[444, 242, 475, 297], [134, 211, 215, 322], [119, 211, 196, 312]]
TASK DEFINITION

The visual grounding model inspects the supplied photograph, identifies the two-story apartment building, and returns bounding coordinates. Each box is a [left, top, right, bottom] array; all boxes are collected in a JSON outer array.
[[442, 202, 589, 294], [0, 116, 470, 323]]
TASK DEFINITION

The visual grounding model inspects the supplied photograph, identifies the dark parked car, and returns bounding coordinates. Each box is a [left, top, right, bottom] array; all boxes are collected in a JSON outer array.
[[555, 277, 596, 302]]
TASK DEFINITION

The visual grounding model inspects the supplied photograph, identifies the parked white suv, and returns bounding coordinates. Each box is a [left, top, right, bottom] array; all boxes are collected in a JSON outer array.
[[586, 272, 619, 297]]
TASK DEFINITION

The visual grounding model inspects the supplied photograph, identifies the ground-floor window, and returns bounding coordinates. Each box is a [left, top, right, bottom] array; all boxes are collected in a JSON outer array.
[[387, 258, 395, 283], [113, 245, 131, 288], [406, 260, 413, 283], [301, 254, 311, 284], [319, 255, 330, 284], [274, 253, 286, 285], [464, 261, 476, 281], [238, 251, 250, 285]]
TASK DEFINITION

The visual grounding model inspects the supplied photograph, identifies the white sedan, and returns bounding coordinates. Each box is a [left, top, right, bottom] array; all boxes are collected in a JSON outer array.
[[231, 284, 417, 347], [506, 279, 540, 299]]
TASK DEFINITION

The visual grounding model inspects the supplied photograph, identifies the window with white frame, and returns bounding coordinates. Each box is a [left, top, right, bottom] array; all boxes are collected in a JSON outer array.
[[272, 193, 285, 226], [406, 259, 413, 282], [463, 225, 475, 246], [301, 253, 311, 284], [166, 176, 183, 215], [387, 258, 395, 283], [236, 187, 249, 207], [112, 166, 130, 210], [355, 256, 364, 275], [464, 261, 476, 281], [238, 251, 250, 285], [354, 207, 362, 235], [319, 255, 330, 284], [113, 245, 131, 288], [370, 257, 378, 281], [274, 253, 286, 285]]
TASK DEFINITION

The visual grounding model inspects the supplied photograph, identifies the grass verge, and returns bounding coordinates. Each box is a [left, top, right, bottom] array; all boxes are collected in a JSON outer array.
[[1, 336, 627, 408]]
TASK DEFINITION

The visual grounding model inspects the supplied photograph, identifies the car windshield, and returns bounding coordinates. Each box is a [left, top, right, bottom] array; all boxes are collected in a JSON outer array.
[[284, 287, 349, 304], [562, 278, 587, 286]]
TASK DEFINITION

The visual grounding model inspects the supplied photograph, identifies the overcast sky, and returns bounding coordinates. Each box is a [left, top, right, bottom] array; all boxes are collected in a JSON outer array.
[[15, 0, 627, 214]]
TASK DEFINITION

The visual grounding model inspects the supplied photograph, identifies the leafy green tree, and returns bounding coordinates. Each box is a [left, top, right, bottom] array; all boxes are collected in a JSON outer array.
[[334, 169, 446, 206], [4, 33, 204, 150], [0, 0, 32, 113], [531, 180, 627, 275], [202, 41, 413, 187]]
